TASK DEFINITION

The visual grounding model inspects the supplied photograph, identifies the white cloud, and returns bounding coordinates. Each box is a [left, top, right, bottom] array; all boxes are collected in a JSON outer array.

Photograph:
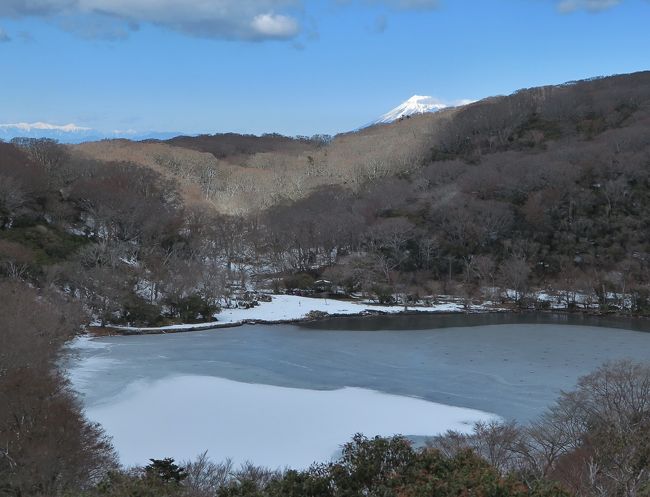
[[0, 0, 75, 17], [556, 0, 622, 12], [3, 0, 625, 43], [250, 13, 299, 38], [0, 27, 10, 42], [0, 0, 303, 40]]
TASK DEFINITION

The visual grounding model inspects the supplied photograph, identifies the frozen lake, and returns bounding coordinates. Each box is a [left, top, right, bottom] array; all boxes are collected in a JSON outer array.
[[66, 313, 650, 468]]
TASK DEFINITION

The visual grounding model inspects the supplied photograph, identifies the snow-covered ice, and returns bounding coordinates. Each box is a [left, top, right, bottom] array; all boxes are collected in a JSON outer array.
[[85, 375, 497, 469], [64, 336, 120, 389], [69, 317, 650, 469]]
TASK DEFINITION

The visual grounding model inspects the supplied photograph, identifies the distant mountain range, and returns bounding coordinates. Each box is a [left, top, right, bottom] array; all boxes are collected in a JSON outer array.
[[1, 96, 469, 144], [0, 122, 181, 144]]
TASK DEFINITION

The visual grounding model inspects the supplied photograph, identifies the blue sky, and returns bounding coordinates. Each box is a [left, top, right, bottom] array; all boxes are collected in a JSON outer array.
[[0, 0, 649, 136]]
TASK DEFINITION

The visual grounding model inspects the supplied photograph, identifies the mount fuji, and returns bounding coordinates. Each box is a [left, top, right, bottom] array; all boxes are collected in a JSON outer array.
[[369, 95, 448, 126]]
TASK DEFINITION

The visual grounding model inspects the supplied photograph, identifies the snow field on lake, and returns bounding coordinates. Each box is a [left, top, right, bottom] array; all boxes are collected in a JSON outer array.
[[85, 375, 497, 469]]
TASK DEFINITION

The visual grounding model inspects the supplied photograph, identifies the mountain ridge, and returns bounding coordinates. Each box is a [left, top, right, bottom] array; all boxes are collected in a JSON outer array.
[[0, 122, 182, 144]]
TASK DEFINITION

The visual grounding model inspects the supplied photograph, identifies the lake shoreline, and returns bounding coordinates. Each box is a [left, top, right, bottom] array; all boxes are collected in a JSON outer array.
[[85, 294, 650, 337], [85, 293, 492, 336], [87, 308, 504, 336]]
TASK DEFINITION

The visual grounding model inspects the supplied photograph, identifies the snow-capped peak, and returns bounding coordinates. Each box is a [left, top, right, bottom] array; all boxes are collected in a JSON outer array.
[[0, 121, 92, 132], [373, 95, 447, 125], [0, 121, 182, 144]]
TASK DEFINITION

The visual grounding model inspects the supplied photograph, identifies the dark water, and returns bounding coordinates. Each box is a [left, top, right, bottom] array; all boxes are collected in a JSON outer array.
[[301, 311, 650, 332], [69, 313, 650, 422]]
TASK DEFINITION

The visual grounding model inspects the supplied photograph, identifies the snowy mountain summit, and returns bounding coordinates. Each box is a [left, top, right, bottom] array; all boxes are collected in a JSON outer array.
[[372, 95, 447, 126], [0, 121, 181, 144]]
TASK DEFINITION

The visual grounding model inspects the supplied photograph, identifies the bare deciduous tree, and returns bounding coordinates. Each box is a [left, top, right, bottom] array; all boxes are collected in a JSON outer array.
[[498, 256, 531, 304], [429, 361, 650, 497], [0, 282, 117, 495]]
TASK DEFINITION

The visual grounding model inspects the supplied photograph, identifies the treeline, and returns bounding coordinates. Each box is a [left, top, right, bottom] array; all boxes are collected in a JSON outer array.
[[85, 438, 567, 497], [164, 132, 331, 160], [0, 281, 117, 495]]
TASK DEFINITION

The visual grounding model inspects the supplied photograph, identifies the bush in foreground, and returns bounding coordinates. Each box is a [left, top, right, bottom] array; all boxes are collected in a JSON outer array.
[[90, 435, 568, 497]]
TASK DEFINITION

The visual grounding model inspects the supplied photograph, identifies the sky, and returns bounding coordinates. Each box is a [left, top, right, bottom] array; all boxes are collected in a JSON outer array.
[[0, 0, 649, 137]]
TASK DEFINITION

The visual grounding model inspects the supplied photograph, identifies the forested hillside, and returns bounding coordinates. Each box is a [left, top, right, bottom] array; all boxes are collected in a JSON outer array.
[[1, 71, 650, 329]]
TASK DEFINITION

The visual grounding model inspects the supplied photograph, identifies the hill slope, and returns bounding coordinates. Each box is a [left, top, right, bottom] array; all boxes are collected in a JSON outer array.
[[2, 70, 650, 324]]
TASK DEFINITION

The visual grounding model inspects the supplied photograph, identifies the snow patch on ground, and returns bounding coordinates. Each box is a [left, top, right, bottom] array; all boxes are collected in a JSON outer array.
[[85, 375, 497, 469], [216, 295, 463, 324], [101, 295, 475, 333]]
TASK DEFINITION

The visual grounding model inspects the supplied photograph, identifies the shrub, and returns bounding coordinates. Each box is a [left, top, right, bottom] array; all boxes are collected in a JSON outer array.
[[372, 284, 396, 305], [165, 294, 218, 323], [122, 297, 164, 327], [0, 225, 88, 266], [283, 273, 315, 291]]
